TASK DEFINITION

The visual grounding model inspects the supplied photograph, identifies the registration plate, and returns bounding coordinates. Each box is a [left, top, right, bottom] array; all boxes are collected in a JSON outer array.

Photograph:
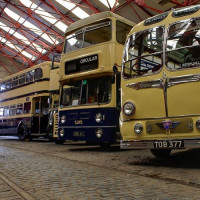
[[153, 140, 184, 149]]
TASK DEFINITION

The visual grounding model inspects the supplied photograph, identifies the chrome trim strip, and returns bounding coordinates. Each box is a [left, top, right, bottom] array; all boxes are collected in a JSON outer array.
[[59, 126, 117, 128], [121, 114, 200, 122], [168, 74, 200, 87], [126, 74, 200, 90]]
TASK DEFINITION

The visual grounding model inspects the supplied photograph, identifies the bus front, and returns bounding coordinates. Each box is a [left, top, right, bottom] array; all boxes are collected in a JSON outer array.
[[120, 6, 200, 157], [58, 12, 133, 147]]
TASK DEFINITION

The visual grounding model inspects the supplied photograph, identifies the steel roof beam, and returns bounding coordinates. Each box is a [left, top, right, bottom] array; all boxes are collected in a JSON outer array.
[[1, 16, 54, 50], [81, 0, 101, 13], [0, 41, 34, 66], [0, 61, 12, 75], [0, 48, 27, 70], [40, 0, 74, 26], [0, 29, 40, 58], [6, 0, 63, 39]]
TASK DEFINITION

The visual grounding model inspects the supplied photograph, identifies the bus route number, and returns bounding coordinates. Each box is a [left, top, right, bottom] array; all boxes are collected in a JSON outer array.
[[153, 140, 184, 149]]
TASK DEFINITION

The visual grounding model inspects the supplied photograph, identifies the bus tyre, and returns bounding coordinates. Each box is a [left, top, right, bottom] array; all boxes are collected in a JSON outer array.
[[150, 149, 172, 158], [18, 125, 27, 141], [55, 139, 65, 145], [100, 142, 111, 150]]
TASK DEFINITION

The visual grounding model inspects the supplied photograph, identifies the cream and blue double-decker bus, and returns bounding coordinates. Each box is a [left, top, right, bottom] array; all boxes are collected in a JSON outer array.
[[58, 12, 134, 147], [0, 61, 59, 140], [120, 5, 200, 157]]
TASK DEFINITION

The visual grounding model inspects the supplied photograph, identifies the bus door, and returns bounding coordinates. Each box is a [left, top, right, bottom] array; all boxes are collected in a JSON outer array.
[[123, 26, 166, 119], [166, 18, 200, 117], [32, 96, 49, 134]]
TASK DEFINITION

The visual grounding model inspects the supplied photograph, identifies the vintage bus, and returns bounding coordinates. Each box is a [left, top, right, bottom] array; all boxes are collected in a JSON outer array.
[[120, 5, 200, 157], [57, 12, 134, 147], [47, 63, 60, 141], [0, 61, 59, 140]]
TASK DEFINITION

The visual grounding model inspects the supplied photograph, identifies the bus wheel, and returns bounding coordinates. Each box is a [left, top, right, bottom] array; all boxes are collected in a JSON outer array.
[[18, 125, 27, 141], [55, 139, 65, 145], [150, 149, 172, 158], [100, 142, 111, 150]]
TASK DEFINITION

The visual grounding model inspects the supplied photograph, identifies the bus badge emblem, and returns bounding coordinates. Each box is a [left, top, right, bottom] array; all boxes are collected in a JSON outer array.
[[163, 120, 172, 131]]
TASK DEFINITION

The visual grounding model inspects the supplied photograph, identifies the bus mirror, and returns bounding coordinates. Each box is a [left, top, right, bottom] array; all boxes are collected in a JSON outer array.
[[113, 65, 118, 73]]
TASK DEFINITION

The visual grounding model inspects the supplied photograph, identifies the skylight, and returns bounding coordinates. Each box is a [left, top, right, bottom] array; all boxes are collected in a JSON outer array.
[[0, 22, 47, 54], [4, 7, 59, 44], [72, 7, 89, 19], [0, 36, 36, 60], [54, 0, 89, 19], [19, 0, 68, 32], [99, 0, 119, 8]]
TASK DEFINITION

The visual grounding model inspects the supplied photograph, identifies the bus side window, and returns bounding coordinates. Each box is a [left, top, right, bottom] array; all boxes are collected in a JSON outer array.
[[19, 74, 26, 85], [16, 104, 23, 115], [1, 82, 6, 91], [35, 102, 40, 114], [34, 68, 43, 80], [26, 70, 34, 82], [116, 21, 132, 45], [24, 102, 31, 114], [41, 97, 49, 115], [12, 76, 19, 87], [3, 106, 9, 116], [10, 105, 16, 116], [0, 107, 3, 116], [6, 79, 12, 89]]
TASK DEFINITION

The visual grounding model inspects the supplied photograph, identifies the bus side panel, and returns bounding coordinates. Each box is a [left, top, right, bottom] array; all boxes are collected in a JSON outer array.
[[0, 117, 31, 136], [58, 107, 119, 143]]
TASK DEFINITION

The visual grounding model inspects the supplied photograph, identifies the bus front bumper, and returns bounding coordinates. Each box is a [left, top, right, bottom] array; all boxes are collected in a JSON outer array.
[[120, 139, 200, 149]]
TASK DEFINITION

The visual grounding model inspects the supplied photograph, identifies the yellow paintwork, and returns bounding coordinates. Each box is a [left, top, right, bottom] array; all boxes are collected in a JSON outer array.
[[0, 62, 60, 138], [121, 6, 200, 141], [59, 12, 134, 109]]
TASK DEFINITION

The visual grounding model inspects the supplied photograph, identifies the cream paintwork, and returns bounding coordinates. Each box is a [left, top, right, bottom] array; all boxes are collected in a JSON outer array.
[[121, 6, 200, 142]]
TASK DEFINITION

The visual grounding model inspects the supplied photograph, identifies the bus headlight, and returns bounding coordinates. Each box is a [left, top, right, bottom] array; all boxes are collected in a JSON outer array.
[[134, 123, 143, 134], [95, 113, 103, 123], [96, 129, 103, 138], [61, 115, 66, 124], [196, 120, 200, 130], [123, 101, 136, 116], [60, 128, 65, 137]]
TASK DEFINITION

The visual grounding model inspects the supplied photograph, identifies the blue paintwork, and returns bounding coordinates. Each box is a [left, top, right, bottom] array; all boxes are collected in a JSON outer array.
[[58, 107, 119, 143]]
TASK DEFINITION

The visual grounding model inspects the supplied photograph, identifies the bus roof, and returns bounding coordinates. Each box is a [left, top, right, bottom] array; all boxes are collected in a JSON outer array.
[[128, 5, 200, 35], [65, 11, 134, 35], [1, 61, 52, 82]]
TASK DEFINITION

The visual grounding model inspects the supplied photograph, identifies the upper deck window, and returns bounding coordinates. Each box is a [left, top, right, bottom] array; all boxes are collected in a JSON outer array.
[[64, 20, 111, 53], [6, 79, 11, 89], [34, 68, 43, 80], [167, 18, 200, 70], [26, 70, 34, 82], [116, 21, 132, 45], [12, 76, 19, 87], [0, 82, 6, 91], [123, 27, 163, 78], [19, 74, 26, 85]]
